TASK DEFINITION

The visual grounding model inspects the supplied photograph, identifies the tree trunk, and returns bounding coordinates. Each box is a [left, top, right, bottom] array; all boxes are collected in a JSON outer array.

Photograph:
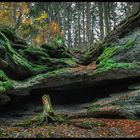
[[111, 2, 117, 28], [78, 3, 81, 47], [83, 2, 86, 44], [41, 95, 65, 123], [62, 3, 67, 41], [67, 4, 71, 48], [103, 2, 110, 36], [86, 2, 91, 46], [74, 23, 78, 48], [98, 2, 104, 40], [13, 2, 17, 26], [132, 2, 140, 14], [91, 15, 94, 44], [14, 5, 22, 30]]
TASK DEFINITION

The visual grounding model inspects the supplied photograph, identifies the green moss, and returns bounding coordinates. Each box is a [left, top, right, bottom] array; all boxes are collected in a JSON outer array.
[[39, 68, 71, 78], [87, 38, 140, 115], [88, 104, 102, 112], [0, 27, 77, 81], [0, 70, 13, 93], [61, 57, 77, 66], [0, 80, 13, 93], [0, 130, 7, 137], [79, 121, 106, 129], [0, 24, 27, 45], [48, 34, 65, 48], [90, 39, 139, 76], [18, 67, 72, 89], [14, 115, 43, 127], [50, 68, 71, 76], [12, 54, 47, 73], [23, 47, 50, 58], [15, 95, 65, 127], [0, 31, 49, 74], [99, 39, 135, 66]]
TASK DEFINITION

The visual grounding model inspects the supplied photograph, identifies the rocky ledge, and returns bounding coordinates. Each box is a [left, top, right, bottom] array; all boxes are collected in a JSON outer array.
[[0, 10, 140, 119]]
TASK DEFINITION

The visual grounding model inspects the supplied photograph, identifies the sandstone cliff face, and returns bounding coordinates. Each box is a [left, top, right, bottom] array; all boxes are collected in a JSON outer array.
[[0, 10, 140, 119]]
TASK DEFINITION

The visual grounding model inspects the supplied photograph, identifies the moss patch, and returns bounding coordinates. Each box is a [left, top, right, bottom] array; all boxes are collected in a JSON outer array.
[[88, 104, 102, 112], [78, 121, 106, 129], [91, 39, 140, 76], [0, 27, 78, 81], [0, 70, 13, 93], [0, 130, 7, 137], [14, 115, 43, 127], [98, 39, 135, 67]]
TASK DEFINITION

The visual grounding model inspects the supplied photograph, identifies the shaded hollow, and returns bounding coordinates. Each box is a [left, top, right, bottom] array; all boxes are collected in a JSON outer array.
[[0, 76, 139, 124]]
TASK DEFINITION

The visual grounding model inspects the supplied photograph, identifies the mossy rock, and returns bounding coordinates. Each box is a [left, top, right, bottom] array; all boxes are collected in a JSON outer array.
[[0, 130, 7, 137], [0, 70, 13, 93]]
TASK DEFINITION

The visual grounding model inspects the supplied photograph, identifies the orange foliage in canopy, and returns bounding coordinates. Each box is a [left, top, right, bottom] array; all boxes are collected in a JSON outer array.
[[0, 2, 63, 46], [0, 3, 14, 26], [21, 2, 30, 15], [0, 2, 30, 27], [50, 21, 61, 40], [23, 18, 32, 26], [50, 21, 60, 34]]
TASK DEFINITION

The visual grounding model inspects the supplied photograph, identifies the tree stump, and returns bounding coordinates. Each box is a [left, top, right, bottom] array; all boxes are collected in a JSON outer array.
[[40, 94, 65, 124]]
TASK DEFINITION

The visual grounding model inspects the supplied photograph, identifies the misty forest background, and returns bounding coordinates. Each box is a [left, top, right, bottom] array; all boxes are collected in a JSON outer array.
[[0, 2, 139, 49]]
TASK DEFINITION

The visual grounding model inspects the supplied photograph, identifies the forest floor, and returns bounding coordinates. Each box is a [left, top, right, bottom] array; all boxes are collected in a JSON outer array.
[[0, 97, 140, 138], [0, 117, 140, 138]]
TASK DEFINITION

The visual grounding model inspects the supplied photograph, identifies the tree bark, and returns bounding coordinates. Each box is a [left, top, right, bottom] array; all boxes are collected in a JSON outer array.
[[111, 2, 117, 28], [132, 2, 140, 14], [98, 2, 104, 40], [82, 2, 86, 44], [86, 2, 91, 46], [41, 95, 65, 123], [67, 4, 72, 48], [77, 3, 81, 47], [103, 2, 110, 36]]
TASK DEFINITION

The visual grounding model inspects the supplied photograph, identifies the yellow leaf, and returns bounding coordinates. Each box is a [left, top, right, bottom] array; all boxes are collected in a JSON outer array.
[[34, 12, 48, 21]]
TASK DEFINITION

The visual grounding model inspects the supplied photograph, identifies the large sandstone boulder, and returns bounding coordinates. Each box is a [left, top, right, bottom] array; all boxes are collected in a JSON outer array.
[[0, 10, 140, 120]]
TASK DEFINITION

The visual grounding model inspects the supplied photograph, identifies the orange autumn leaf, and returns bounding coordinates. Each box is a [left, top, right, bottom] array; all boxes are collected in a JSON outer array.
[[50, 21, 60, 34], [21, 2, 30, 15], [23, 18, 32, 26]]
